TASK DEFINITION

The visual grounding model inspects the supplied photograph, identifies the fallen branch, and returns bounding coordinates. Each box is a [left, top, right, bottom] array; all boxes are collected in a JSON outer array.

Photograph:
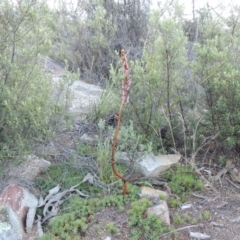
[[225, 177, 240, 189], [191, 193, 207, 200], [39, 172, 93, 228], [214, 164, 235, 181], [160, 224, 200, 238]]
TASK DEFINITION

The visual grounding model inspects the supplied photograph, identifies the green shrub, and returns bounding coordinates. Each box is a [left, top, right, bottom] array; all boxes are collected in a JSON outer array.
[[88, 86, 120, 123], [106, 223, 119, 234], [164, 165, 204, 208], [173, 213, 184, 225], [128, 198, 168, 240], [164, 165, 204, 196], [192, 6, 240, 150], [0, 0, 69, 161], [35, 163, 101, 197], [108, 6, 190, 153], [203, 210, 211, 220], [87, 118, 152, 184], [39, 184, 140, 239]]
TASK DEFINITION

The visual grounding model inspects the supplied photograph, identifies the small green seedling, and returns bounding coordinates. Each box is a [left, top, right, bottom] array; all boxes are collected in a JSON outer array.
[[106, 223, 119, 234], [203, 210, 211, 220]]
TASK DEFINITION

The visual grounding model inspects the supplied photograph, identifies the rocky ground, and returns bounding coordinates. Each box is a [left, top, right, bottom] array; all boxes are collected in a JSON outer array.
[[1, 57, 240, 240], [2, 124, 240, 240], [69, 151, 240, 240]]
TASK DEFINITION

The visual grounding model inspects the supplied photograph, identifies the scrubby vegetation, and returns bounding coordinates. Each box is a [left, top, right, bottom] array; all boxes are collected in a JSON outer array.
[[0, 0, 75, 161], [164, 165, 204, 207], [2, 0, 240, 239], [128, 198, 170, 240], [37, 175, 141, 239], [2, 0, 240, 160]]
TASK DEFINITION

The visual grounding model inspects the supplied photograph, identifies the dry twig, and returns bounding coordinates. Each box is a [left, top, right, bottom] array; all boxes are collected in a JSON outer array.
[[160, 224, 200, 238]]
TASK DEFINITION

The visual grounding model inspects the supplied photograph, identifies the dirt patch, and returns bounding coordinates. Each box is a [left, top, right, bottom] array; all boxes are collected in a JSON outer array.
[[83, 206, 130, 240], [167, 178, 240, 240], [81, 177, 240, 240]]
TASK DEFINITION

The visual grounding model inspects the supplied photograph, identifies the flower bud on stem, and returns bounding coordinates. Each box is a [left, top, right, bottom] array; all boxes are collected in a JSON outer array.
[[111, 49, 131, 195]]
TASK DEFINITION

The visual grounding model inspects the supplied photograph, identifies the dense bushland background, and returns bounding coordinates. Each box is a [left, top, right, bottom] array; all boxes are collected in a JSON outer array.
[[1, 0, 240, 162]]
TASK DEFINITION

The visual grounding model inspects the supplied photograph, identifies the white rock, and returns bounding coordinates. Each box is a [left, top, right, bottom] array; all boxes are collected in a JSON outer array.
[[189, 232, 210, 239], [181, 203, 192, 210], [79, 133, 96, 143], [35, 142, 60, 157], [117, 152, 140, 167], [8, 155, 51, 181], [138, 154, 181, 177], [147, 200, 170, 226], [0, 208, 16, 240], [0, 228, 21, 240], [231, 216, 240, 223], [68, 80, 104, 114], [0, 222, 11, 233], [0, 184, 38, 238], [140, 186, 168, 199], [118, 152, 181, 177], [104, 237, 111, 240]]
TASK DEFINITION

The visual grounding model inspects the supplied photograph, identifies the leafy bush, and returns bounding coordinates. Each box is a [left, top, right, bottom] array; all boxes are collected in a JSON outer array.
[[192, 6, 240, 150], [106, 223, 119, 234], [35, 163, 101, 197], [48, 0, 149, 84], [108, 6, 189, 153], [128, 198, 169, 240], [163, 165, 204, 208], [77, 118, 152, 184], [0, 0, 67, 160], [164, 165, 204, 195]]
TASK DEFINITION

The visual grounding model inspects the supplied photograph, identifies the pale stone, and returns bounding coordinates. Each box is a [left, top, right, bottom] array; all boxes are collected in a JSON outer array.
[[79, 133, 96, 143], [104, 237, 111, 240], [65, 80, 104, 115], [44, 57, 104, 121], [138, 154, 181, 177], [118, 152, 181, 177], [8, 155, 51, 181], [0, 228, 21, 240], [39, 55, 65, 76], [140, 186, 168, 199], [189, 232, 210, 239], [118, 152, 143, 166], [181, 203, 192, 210], [147, 200, 170, 226], [0, 184, 38, 238], [0, 222, 11, 233], [35, 142, 60, 157]]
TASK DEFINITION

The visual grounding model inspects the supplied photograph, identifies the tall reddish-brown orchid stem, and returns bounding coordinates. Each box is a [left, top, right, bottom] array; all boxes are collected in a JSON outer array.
[[111, 49, 131, 195]]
